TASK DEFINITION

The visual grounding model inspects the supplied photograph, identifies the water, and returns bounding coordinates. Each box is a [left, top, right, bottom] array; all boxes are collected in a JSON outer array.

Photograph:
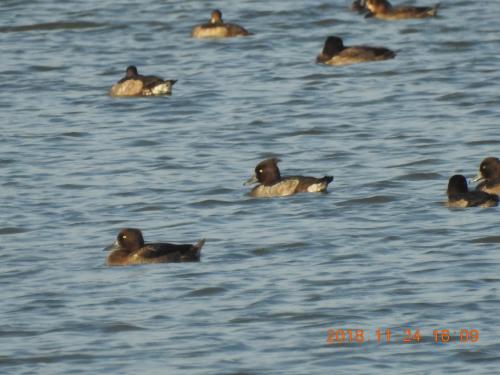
[[1, 0, 500, 373]]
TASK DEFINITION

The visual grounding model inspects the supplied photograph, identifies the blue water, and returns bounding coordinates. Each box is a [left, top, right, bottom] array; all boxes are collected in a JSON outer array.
[[1, 0, 500, 373]]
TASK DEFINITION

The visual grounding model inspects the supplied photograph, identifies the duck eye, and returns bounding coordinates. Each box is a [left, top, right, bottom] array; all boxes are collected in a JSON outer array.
[[122, 235, 127, 239], [259, 169, 263, 173]]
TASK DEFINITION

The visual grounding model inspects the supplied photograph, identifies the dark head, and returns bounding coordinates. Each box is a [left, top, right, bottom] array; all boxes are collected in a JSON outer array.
[[322, 36, 345, 58], [254, 158, 282, 185], [478, 157, 500, 180], [113, 228, 145, 253], [351, 0, 367, 12], [210, 9, 223, 24], [125, 65, 139, 78], [447, 175, 469, 196]]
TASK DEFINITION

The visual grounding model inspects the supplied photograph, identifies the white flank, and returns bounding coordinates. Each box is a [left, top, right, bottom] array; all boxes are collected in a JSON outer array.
[[151, 83, 172, 95], [307, 183, 325, 193]]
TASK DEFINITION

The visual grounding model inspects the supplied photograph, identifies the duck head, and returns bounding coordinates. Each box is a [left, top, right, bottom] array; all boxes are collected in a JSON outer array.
[[210, 9, 223, 24], [104, 228, 145, 253], [245, 158, 282, 186], [447, 175, 469, 196]]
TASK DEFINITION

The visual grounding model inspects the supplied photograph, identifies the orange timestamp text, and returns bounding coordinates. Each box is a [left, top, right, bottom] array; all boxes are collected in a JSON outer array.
[[326, 327, 479, 344]]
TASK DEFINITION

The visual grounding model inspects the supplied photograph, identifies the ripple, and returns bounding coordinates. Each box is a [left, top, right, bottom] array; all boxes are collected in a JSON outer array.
[[0, 328, 38, 337], [313, 19, 338, 26], [0, 159, 15, 166], [465, 139, 500, 146], [129, 140, 161, 147], [0, 21, 107, 33], [60, 131, 89, 138], [0, 227, 29, 235], [396, 172, 441, 181], [131, 205, 163, 212], [470, 236, 500, 244], [0, 353, 98, 366], [185, 287, 227, 297], [29, 65, 67, 72], [101, 322, 145, 333], [337, 195, 396, 206], [56, 184, 91, 190], [189, 199, 236, 208]]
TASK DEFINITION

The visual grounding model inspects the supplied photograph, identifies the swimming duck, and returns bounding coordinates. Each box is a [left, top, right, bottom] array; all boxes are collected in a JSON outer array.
[[361, 0, 439, 20], [472, 157, 500, 195], [316, 36, 395, 66], [244, 158, 333, 197], [446, 175, 498, 208], [109, 66, 176, 97], [105, 228, 205, 266], [191, 9, 251, 38]]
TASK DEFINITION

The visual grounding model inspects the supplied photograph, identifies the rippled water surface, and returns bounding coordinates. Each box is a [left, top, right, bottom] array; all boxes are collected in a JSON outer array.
[[1, 0, 500, 373]]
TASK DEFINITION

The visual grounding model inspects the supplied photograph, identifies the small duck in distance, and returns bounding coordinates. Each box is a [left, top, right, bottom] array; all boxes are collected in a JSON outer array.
[[245, 158, 333, 197], [105, 228, 205, 266], [316, 36, 395, 66], [191, 9, 251, 38], [361, 0, 439, 20], [472, 157, 500, 195], [446, 175, 498, 208], [109, 66, 176, 97]]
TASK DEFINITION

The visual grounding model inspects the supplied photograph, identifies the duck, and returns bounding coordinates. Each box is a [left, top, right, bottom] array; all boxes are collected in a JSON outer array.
[[446, 175, 498, 208], [472, 157, 500, 195], [109, 66, 176, 97], [244, 158, 333, 197], [191, 9, 251, 38], [361, 0, 439, 20], [104, 228, 205, 266], [316, 36, 395, 66]]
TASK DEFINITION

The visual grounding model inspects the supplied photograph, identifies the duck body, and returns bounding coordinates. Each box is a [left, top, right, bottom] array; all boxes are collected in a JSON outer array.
[[473, 157, 500, 195], [316, 36, 395, 66], [191, 22, 250, 38], [191, 9, 250, 38], [110, 66, 176, 97], [105, 228, 204, 266], [476, 180, 500, 195], [245, 158, 333, 198], [446, 175, 498, 208], [363, 0, 439, 20], [249, 176, 333, 197]]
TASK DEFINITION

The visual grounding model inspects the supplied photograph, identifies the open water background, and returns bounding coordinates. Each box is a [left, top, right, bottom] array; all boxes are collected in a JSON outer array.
[[1, 0, 500, 373]]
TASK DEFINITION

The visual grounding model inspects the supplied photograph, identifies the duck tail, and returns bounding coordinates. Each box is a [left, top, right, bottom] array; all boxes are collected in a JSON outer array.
[[192, 239, 205, 258], [385, 49, 396, 59], [306, 176, 334, 193], [429, 3, 439, 16], [323, 176, 334, 185]]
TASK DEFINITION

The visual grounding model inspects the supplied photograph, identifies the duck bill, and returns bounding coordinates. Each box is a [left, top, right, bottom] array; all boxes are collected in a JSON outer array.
[[244, 174, 258, 185], [244, 174, 259, 186], [103, 240, 119, 252], [471, 174, 484, 183]]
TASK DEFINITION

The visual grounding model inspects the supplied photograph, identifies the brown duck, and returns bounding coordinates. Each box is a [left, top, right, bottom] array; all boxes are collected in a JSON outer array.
[[361, 0, 439, 20], [191, 9, 251, 38], [245, 158, 333, 197], [316, 36, 395, 66], [472, 157, 500, 195], [109, 66, 176, 97], [446, 175, 498, 208], [105, 228, 205, 266]]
